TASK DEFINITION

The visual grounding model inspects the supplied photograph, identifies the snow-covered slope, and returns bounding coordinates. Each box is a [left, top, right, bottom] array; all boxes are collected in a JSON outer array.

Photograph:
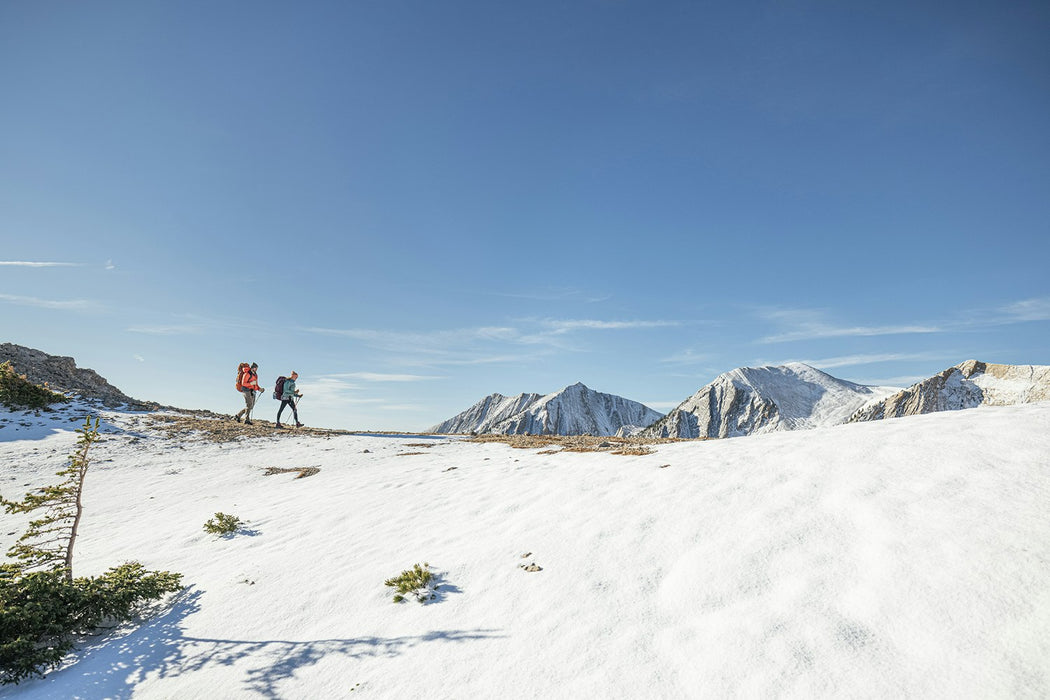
[[850, 359, 1050, 422], [429, 382, 663, 436], [643, 362, 898, 439], [3, 400, 1050, 698]]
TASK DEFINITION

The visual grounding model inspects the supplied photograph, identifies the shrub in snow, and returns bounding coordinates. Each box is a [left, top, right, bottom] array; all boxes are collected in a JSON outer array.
[[384, 563, 438, 603], [0, 361, 69, 410], [0, 418, 182, 684], [0, 563, 183, 684], [203, 512, 244, 536]]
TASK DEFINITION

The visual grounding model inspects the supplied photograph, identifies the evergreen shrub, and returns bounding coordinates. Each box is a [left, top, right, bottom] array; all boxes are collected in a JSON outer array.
[[203, 513, 243, 536], [0, 362, 69, 410], [384, 563, 437, 603]]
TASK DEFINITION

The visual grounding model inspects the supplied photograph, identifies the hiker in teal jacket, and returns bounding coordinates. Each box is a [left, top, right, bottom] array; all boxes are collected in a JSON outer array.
[[276, 371, 303, 428]]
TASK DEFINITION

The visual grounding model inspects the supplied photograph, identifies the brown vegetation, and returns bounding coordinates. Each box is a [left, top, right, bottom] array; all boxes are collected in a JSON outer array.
[[464, 433, 702, 454]]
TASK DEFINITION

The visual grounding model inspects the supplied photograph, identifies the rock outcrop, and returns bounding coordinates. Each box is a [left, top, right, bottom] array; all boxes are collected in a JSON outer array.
[[0, 343, 150, 408], [430, 382, 663, 436], [849, 360, 1050, 422]]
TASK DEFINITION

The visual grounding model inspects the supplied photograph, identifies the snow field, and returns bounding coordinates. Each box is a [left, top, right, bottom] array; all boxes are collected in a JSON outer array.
[[1, 402, 1049, 698]]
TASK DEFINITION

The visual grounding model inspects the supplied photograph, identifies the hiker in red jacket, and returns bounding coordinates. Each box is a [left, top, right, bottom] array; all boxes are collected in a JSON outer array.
[[235, 362, 262, 425]]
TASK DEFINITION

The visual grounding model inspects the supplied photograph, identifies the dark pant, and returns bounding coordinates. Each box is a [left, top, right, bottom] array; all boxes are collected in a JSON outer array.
[[277, 398, 299, 424]]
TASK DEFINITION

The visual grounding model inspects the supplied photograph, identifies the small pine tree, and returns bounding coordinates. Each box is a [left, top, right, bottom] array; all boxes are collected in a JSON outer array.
[[0, 416, 182, 684], [384, 563, 437, 603], [203, 512, 243, 536], [1, 417, 99, 580]]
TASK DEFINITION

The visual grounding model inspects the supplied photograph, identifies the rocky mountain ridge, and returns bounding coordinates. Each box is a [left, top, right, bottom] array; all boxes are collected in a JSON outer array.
[[0, 343, 151, 408], [640, 362, 899, 439], [849, 360, 1050, 422], [429, 382, 663, 436]]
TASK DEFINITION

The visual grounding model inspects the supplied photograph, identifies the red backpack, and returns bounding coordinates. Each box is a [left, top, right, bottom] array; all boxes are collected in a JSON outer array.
[[235, 362, 250, 391]]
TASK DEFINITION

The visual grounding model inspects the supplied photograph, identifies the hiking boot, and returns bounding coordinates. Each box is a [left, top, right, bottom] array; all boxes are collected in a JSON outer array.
[[234, 415, 242, 423], [275, 423, 283, 429], [244, 420, 252, 425], [295, 422, 304, 428]]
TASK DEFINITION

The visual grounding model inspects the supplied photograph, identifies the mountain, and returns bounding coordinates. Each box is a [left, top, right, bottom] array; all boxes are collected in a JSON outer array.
[[0, 343, 150, 408], [641, 362, 898, 439], [849, 360, 1050, 423], [429, 382, 663, 436], [427, 391, 544, 435]]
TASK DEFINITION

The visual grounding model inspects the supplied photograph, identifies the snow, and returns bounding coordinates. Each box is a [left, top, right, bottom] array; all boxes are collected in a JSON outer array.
[[2, 399, 1050, 698]]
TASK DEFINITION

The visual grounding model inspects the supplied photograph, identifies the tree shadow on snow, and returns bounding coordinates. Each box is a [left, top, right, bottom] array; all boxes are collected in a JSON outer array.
[[22, 586, 502, 699]]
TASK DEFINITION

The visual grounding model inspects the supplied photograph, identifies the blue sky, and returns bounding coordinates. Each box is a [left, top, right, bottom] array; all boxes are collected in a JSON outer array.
[[2, 1, 1048, 431]]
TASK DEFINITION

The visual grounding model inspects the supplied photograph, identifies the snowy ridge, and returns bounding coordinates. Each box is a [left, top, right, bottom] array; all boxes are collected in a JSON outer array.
[[850, 359, 1050, 422], [642, 362, 898, 439], [429, 382, 663, 436]]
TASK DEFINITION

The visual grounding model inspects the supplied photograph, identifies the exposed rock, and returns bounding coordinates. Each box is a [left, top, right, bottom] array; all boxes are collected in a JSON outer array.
[[0, 342, 150, 408], [849, 360, 1050, 422]]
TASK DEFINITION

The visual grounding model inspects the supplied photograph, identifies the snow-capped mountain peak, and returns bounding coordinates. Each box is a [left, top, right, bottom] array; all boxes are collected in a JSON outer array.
[[642, 363, 899, 439], [429, 383, 663, 436]]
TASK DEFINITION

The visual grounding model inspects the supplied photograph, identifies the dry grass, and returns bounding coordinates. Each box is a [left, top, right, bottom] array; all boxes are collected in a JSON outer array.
[[463, 433, 702, 454], [146, 413, 354, 442], [263, 466, 321, 479]]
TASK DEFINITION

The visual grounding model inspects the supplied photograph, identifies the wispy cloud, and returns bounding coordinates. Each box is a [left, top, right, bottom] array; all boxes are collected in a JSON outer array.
[[127, 324, 207, 335], [758, 297, 1050, 345], [488, 287, 611, 303], [0, 261, 82, 267], [659, 348, 710, 365], [542, 319, 683, 334], [304, 317, 688, 367], [126, 313, 260, 336], [998, 297, 1050, 323], [756, 307, 941, 344], [761, 323, 940, 344], [324, 372, 442, 382], [788, 352, 948, 370], [0, 293, 98, 311]]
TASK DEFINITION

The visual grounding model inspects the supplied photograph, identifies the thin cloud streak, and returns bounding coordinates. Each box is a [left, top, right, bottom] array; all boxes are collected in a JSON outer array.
[[543, 319, 683, 334], [659, 348, 710, 365], [0, 261, 81, 267], [127, 324, 207, 335], [325, 372, 442, 382], [793, 352, 948, 370], [0, 293, 98, 310], [761, 324, 941, 343], [488, 288, 611, 303], [998, 297, 1050, 323]]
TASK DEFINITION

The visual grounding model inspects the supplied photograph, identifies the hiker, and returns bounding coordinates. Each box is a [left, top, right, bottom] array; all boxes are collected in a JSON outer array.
[[276, 371, 303, 428], [235, 362, 263, 425]]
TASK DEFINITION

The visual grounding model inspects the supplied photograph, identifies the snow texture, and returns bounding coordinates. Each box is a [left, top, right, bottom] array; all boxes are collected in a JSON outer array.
[[2, 398, 1049, 698], [429, 382, 663, 436], [643, 362, 899, 439]]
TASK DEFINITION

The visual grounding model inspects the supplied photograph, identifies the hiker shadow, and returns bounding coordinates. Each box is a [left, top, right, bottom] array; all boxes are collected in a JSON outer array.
[[17, 586, 502, 699]]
